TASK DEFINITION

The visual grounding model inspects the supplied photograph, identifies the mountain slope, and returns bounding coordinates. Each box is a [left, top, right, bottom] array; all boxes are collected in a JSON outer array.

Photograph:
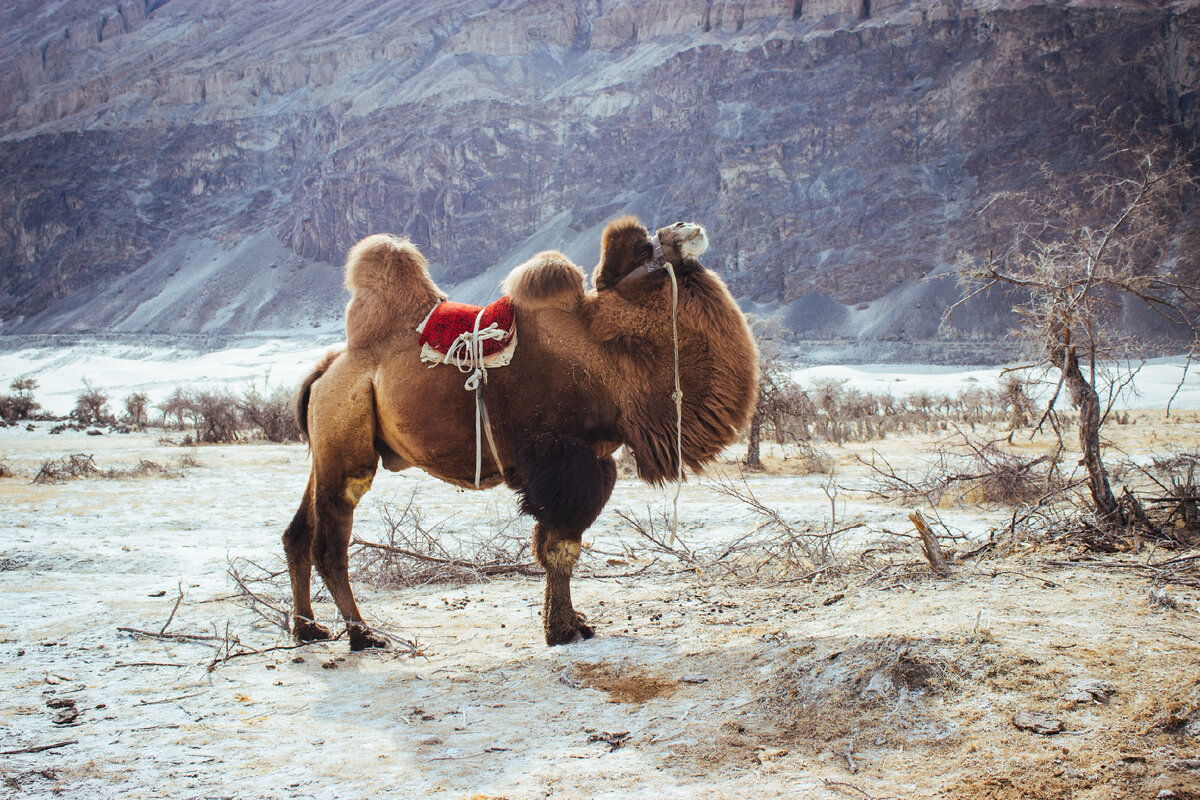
[[0, 0, 1196, 353]]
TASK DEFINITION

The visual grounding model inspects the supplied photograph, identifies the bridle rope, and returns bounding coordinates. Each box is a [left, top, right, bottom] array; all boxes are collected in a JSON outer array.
[[665, 260, 683, 545], [619, 234, 685, 544]]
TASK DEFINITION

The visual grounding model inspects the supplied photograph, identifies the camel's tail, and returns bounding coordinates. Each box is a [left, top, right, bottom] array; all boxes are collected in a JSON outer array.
[[294, 348, 342, 442], [343, 234, 445, 348]]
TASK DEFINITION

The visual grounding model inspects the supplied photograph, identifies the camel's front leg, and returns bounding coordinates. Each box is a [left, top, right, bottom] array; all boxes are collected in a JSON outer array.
[[513, 438, 617, 645], [534, 524, 593, 645]]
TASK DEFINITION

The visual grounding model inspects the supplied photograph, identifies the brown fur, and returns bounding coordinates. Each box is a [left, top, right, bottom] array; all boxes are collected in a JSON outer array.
[[502, 251, 585, 312], [294, 347, 343, 441], [285, 217, 758, 650], [342, 234, 445, 349], [593, 215, 657, 290]]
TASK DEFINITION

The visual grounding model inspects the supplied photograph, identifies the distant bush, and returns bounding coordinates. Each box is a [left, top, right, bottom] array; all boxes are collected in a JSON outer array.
[[123, 392, 150, 429], [0, 377, 41, 423], [189, 389, 242, 444], [72, 380, 112, 425], [150, 378, 301, 444], [237, 384, 300, 443]]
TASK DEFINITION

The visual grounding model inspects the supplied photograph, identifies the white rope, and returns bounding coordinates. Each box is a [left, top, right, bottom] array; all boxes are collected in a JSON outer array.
[[665, 262, 683, 545], [435, 307, 508, 487], [440, 321, 509, 386]]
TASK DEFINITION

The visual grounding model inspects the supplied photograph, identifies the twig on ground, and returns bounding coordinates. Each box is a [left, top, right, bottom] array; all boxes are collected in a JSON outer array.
[[0, 740, 79, 756], [160, 583, 184, 636], [116, 627, 220, 647]]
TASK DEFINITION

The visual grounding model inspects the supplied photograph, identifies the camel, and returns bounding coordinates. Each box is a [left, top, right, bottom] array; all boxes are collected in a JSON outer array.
[[284, 216, 758, 649]]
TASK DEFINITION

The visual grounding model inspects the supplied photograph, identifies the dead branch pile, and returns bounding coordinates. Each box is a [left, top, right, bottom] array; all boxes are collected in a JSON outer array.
[[227, 557, 294, 635], [32, 453, 184, 484], [1141, 453, 1200, 543], [220, 556, 422, 665], [33, 453, 101, 483], [351, 494, 541, 587]]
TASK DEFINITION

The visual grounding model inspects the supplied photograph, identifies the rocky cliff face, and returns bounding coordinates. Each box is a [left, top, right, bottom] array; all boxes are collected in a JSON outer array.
[[0, 0, 1196, 355]]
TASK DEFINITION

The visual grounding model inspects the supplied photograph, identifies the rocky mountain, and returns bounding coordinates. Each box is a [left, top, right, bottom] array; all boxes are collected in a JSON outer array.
[[0, 0, 1197, 359]]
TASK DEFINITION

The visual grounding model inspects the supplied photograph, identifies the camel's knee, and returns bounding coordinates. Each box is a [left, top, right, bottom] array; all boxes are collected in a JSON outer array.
[[534, 524, 582, 572], [543, 539, 581, 573], [343, 473, 374, 505]]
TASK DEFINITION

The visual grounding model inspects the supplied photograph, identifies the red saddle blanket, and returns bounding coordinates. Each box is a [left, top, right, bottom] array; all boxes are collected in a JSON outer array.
[[417, 296, 516, 360]]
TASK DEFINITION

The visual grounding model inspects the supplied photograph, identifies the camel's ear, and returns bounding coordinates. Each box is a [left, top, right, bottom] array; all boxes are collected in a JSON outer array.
[[503, 251, 584, 312], [593, 215, 653, 291]]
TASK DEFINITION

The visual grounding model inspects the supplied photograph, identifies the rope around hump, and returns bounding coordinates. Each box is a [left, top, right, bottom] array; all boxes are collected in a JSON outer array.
[[442, 307, 507, 488]]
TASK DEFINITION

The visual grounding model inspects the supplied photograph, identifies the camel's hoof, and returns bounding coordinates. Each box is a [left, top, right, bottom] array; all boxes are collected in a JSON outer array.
[[294, 619, 333, 642], [349, 626, 388, 651], [545, 615, 596, 646]]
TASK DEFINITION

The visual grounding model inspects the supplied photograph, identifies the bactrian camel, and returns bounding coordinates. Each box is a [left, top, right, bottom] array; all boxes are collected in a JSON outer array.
[[284, 216, 758, 649]]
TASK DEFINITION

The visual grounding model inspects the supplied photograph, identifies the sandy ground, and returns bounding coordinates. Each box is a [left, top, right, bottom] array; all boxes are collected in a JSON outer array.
[[2, 417, 1200, 799]]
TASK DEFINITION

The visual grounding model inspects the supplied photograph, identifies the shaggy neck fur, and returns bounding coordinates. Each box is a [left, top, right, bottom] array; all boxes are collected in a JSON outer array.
[[585, 262, 759, 484]]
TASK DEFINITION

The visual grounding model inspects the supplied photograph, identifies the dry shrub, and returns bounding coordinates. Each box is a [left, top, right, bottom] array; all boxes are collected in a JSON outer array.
[[0, 461, 15, 478], [786, 441, 834, 475], [351, 494, 539, 587], [863, 433, 1064, 509], [189, 390, 241, 443], [611, 472, 859, 581], [238, 384, 300, 442], [124, 459, 182, 479], [123, 392, 150, 429], [71, 380, 112, 425]]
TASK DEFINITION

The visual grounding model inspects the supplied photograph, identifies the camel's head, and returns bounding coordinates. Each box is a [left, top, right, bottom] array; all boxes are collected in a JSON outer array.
[[592, 216, 709, 291]]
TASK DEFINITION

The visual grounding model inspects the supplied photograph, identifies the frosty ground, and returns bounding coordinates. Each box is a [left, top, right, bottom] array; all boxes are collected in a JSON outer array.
[[2, 352, 1200, 799]]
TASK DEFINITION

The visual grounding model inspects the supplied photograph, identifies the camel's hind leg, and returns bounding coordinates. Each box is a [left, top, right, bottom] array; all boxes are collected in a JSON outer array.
[[282, 472, 332, 642], [303, 357, 386, 651]]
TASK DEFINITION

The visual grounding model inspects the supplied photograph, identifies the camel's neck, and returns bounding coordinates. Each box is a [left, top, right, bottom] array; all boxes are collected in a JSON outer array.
[[587, 270, 759, 484]]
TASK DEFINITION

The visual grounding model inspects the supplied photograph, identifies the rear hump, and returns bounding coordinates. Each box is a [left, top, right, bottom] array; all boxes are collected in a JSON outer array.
[[343, 234, 444, 348]]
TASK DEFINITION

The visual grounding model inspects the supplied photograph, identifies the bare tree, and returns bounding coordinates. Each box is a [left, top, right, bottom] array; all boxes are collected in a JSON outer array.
[[123, 392, 150, 429], [950, 111, 1200, 530], [0, 377, 39, 423], [72, 379, 111, 425], [157, 387, 191, 430]]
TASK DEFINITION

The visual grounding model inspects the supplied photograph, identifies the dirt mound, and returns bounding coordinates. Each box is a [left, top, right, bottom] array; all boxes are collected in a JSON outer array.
[[760, 634, 1000, 746]]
